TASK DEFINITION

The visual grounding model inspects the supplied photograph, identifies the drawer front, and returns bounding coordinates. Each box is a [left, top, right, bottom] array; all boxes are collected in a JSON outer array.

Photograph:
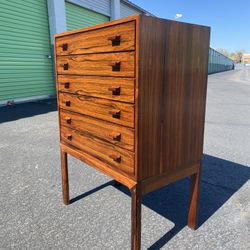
[[56, 21, 135, 55], [59, 92, 134, 128], [61, 126, 134, 176], [57, 75, 135, 103], [60, 110, 134, 151], [56, 52, 135, 77]]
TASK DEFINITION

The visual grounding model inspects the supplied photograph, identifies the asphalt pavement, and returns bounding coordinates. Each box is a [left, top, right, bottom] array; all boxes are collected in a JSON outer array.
[[0, 68, 249, 249]]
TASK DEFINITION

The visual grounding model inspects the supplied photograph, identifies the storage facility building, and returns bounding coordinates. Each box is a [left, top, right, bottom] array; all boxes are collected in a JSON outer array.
[[0, 0, 234, 104], [0, 0, 150, 104]]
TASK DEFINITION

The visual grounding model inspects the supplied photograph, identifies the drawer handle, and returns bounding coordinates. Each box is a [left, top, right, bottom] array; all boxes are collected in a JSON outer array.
[[109, 61, 120, 71], [108, 35, 121, 46], [67, 134, 72, 141], [65, 100, 71, 107], [109, 154, 121, 163], [60, 43, 68, 51], [77, 95, 92, 101], [109, 110, 120, 119], [75, 90, 85, 95], [64, 82, 70, 89], [66, 117, 71, 124], [108, 87, 120, 96], [63, 63, 69, 70], [111, 133, 121, 141]]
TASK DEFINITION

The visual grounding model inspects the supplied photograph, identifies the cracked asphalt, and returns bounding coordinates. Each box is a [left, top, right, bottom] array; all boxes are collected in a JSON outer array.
[[0, 67, 250, 249]]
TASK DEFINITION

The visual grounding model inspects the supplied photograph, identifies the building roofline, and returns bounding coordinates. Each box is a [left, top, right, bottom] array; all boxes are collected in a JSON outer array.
[[121, 0, 155, 16], [210, 47, 235, 63]]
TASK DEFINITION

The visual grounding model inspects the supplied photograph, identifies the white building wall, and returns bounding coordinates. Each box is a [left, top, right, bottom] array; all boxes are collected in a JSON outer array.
[[67, 0, 111, 17], [120, 1, 141, 18]]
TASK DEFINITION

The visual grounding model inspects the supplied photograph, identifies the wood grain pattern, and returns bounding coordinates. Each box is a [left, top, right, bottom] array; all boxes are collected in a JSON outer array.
[[161, 22, 210, 176], [54, 15, 210, 249], [56, 21, 135, 55], [134, 15, 140, 181], [60, 148, 70, 205], [58, 75, 135, 103], [141, 163, 199, 194], [61, 126, 135, 176], [56, 52, 135, 77], [137, 16, 210, 181], [188, 164, 201, 229], [60, 109, 134, 151], [61, 143, 136, 188], [131, 184, 141, 250], [59, 92, 134, 128], [137, 16, 167, 180]]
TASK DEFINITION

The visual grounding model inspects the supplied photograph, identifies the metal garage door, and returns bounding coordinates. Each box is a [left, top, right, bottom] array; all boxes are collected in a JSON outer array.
[[65, 2, 109, 31], [0, 0, 54, 102]]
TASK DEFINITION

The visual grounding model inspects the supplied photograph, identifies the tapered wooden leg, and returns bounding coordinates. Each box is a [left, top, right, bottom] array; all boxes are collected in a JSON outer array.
[[60, 148, 70, 205], [131, 184, 142, 250], [188, 167, 201, 229]]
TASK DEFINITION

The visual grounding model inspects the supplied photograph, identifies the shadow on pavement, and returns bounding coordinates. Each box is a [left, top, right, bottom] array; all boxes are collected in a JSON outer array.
[[70, 154, 250, 249], [0, 98, 57, 123]]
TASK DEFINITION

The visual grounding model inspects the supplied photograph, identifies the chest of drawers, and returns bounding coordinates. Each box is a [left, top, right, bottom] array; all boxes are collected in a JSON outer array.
[[54, 15, 210, 249]]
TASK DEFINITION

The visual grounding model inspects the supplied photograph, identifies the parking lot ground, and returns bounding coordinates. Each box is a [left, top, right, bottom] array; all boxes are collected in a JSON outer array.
[[0, 68, 250, 249]]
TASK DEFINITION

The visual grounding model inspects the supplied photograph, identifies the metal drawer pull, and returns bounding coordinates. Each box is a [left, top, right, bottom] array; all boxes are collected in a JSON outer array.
[[66, 117, 71, 124], [65, 100, 71, 107], [109, 154, 121, 163], [63, 63, 69, 70], [67, 134, 72, 140], [64, 82, 70, 89], [61, 43, 68, 51], [111, 133, 121, 141], [109, 110, 120, 119], [109, 61, 121, 71], [107, 35, 121, 46], [108, 87, 120, 96]]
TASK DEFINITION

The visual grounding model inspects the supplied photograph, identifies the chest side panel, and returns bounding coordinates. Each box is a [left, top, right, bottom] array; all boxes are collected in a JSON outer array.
[[138, 17, 210, 181], [161, 22, 210, 175]]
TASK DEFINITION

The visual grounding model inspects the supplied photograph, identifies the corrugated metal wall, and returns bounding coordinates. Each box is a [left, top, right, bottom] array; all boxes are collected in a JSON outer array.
[[67, 0, 111, 17], [66, 2, 109, 31], [208, 48, 234, 74], [120, 1, 141, 18], [0, 0, 54, 102], [0, 0, 234, 103]]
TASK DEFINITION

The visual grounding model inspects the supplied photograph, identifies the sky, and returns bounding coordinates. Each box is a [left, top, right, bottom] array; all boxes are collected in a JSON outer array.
[[130, 0, 250, 53]]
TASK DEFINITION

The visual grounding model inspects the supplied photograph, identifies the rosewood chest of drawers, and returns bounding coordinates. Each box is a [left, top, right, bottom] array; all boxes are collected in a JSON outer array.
[[54, 15, 210, 249]]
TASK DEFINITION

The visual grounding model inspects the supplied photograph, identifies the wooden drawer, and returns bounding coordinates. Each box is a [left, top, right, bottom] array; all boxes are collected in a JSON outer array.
[[59, 92, 134, 128], [56, 52, 135, 77], [57, 75, 135, 103], [55, 21, 135, 55], [60, 110, 134, 151], [61, 126, 134, 176]]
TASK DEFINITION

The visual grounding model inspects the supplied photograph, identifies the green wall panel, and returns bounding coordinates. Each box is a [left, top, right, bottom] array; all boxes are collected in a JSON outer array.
[[66, 2, 109, 31], [0, 0, 54, 101]]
